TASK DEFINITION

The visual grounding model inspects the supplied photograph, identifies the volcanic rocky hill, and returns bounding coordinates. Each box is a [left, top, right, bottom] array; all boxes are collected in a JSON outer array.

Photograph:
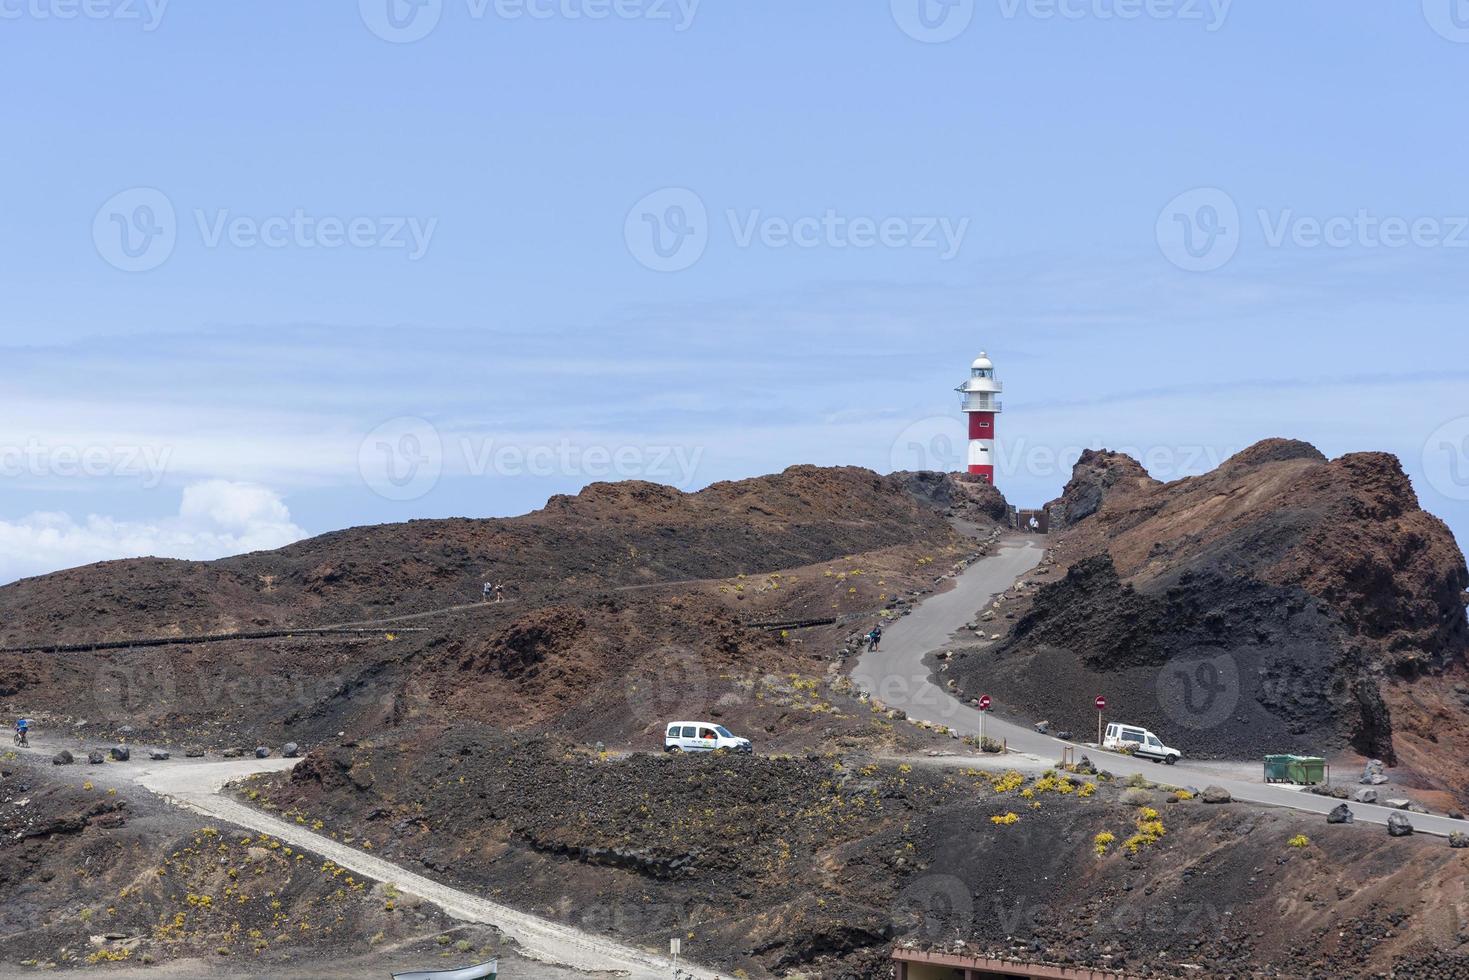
[[953, 439, 1469, 781], [0, 466, 960, 646], [0, 466, 998, 750]]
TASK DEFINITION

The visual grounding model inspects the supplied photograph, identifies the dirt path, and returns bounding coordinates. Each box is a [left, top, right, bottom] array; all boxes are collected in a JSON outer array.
[[12, 747, 729, 980]]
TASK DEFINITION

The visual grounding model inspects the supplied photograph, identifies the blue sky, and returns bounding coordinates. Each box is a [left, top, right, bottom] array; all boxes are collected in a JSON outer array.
[[1, 1, 1467, 583]]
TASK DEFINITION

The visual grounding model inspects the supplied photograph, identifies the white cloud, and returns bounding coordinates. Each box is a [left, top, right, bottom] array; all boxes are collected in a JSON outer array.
[[0, 481, 308, 585]]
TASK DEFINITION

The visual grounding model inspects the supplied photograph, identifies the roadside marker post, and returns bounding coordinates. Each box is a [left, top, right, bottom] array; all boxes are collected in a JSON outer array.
[[1094, 695, 1107, 746]]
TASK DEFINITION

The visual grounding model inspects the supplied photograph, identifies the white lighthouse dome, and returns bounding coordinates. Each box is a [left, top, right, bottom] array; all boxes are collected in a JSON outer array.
[[971, 352, 994, 371]]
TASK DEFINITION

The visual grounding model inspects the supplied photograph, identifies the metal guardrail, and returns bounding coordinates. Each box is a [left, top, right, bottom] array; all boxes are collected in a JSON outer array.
[[743, 617, 838, 631], [0, 625, 426, 655]]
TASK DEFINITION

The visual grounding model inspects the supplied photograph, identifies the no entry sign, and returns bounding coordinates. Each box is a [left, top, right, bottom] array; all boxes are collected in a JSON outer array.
[[978, 695, 992, 711], [1094, 695, 1107, 711]]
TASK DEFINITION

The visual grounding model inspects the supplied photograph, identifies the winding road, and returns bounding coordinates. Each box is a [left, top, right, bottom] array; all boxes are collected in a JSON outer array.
[[852, 535, 1467, 838]]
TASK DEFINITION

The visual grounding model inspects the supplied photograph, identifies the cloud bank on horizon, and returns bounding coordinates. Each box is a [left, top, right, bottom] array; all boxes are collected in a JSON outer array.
[[0, 481, 308, 585]]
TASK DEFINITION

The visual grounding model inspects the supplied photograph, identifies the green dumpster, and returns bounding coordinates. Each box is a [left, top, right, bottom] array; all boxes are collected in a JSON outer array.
[[1288, 756, 1327, 785], [1263, 754, 1293, 783]]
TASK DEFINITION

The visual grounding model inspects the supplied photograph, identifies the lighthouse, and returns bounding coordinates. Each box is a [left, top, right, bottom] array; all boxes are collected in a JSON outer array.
[[956, 352, 1002, 483]]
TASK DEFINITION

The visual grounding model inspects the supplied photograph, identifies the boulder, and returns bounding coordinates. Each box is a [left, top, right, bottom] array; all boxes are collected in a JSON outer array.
[[1366, 773, 1390, 785], [1201, 785, 1232, 804], [148, 749, 170, 761], [1351, 788, 1379, 805], [1385, 799, 1412, 811], [109, 746, 130, 762], [282, 742, 300, 758], [1451, 832, 1469, 849], [1326, 803, 1354, 824], [52, 750, 74, 765], [184, 746, 205, 758], [87, 750, 105, 765], [254, 747, 271, 759], [1361, 759, 1386, 784], [1388, 813, 1414, 837], [1075, 755, 1098, 775], [221, 747, 243, 759]]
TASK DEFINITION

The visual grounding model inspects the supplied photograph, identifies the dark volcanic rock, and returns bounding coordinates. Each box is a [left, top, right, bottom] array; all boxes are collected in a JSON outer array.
[[52, 750, 73, 765], [953, 439, 1469, 769], [109, 746, 130, 761], [1388, 813, 1414, 837], [1327, 803, 1353, 824]]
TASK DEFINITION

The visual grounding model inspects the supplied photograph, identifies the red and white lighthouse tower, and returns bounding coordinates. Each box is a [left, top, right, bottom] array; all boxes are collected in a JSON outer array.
[[956, 351, 1002, 483]]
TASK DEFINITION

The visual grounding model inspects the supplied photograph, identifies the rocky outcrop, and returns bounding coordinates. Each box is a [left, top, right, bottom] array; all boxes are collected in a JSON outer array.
[[954, 439, 1468, 767]]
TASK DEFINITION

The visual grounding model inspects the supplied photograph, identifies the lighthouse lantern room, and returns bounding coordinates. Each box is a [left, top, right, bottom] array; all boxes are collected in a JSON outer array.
[[956, 352, 1003, 483]]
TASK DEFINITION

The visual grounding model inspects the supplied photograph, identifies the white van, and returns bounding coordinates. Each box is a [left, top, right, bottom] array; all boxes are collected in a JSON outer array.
[[664, 721, 752, 755], [1103, 723, 1182, 765]]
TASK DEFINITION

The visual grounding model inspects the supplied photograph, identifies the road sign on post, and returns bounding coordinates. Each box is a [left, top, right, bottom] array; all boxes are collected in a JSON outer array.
[[977, 694, 991, 747], [1094, 695, 1106, 746]]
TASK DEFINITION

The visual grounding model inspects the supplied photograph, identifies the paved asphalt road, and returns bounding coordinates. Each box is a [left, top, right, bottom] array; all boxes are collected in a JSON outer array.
[[852, 535, 1466, 839]]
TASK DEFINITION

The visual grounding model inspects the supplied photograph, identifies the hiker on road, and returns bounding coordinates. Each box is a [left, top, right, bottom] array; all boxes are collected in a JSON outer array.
[[868, 625, 882, 652]]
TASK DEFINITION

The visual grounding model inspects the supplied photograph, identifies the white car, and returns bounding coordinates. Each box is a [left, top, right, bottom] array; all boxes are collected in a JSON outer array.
[[664, 721, 752, 754], [1103, 723, 1182, 765]]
